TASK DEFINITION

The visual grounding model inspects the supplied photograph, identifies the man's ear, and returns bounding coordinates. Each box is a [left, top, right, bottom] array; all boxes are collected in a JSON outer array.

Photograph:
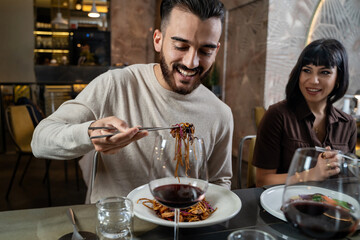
[[153, 29, 162, 53], [215, 42, 221, 54]]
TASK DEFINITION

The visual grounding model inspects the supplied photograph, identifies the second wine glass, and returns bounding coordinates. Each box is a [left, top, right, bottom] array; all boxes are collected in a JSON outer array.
[[282, 148, 360, 239], [149, 134, 208, 240]]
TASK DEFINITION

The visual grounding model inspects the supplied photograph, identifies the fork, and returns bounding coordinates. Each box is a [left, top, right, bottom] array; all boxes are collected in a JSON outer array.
[[67, 208, 84, 240], [89, 126, 179, 139]]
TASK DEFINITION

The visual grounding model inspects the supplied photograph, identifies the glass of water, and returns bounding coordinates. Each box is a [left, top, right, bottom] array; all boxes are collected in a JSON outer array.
[[228, 229, 276, 240], [96, 196, 134, 240]]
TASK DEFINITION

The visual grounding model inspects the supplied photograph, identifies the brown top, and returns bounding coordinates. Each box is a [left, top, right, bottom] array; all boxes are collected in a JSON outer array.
[[253, 99, 357, 173]]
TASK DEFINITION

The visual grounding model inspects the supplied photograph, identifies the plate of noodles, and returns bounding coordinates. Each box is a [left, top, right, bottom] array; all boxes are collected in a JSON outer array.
[[127, 183, 242, 228]]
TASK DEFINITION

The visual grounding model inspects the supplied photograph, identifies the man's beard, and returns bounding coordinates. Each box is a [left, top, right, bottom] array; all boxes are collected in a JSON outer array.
[[159, 51, 211, 95]]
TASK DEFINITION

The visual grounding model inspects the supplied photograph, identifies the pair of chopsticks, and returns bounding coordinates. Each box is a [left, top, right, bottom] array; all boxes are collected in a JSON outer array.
[[89, 126, 179, 139]]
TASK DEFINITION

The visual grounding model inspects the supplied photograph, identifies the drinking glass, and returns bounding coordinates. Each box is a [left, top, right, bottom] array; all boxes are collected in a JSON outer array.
[[227, 229, 275, 240], [149, 134, 208, 240], [96, 196, 133, 240], [282, 147, 360, 239]]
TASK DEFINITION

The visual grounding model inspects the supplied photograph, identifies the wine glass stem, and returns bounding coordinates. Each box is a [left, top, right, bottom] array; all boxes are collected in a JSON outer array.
[[174, 208, 180, 240]]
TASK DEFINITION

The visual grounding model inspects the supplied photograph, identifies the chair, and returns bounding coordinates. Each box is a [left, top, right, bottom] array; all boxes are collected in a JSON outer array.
[[238, 135, 257, 189], [84, 150, 100, 203], [90, 151, 99, 197], [254, 106, 266, 129], [237, 107, 265, 189], [5, 104, 52, 204]]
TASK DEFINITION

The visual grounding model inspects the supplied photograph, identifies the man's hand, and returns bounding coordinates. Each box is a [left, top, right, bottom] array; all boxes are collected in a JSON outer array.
[[88, 116, 149, 154]]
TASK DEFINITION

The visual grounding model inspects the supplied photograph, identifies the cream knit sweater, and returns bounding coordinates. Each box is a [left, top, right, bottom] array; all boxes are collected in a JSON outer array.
[[31, 63, 234, 203]]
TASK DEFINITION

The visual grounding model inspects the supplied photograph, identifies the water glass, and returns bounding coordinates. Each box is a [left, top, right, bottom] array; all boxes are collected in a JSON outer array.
[[228, 229, 276, 240], [96, 197, 133, 240]]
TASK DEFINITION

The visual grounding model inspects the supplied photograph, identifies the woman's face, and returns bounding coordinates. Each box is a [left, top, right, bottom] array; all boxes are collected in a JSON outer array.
[[299, 64, 338, 106]]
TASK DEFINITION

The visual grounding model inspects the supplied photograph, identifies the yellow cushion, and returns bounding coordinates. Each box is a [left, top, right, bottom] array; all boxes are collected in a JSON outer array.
[[9, 105, 34, 153], [254, 106, 266, 129]]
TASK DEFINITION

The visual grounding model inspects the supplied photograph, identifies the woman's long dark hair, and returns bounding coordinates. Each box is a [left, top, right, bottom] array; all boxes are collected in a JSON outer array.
[[285, 39, 349, 108]]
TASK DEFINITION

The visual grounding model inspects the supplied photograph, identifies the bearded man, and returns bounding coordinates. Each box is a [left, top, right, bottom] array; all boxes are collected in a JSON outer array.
[[32, 0, 233, 203]]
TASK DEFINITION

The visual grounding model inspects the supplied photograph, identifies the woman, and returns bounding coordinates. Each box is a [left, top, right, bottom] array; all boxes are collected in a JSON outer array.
[[253, 39, 357, 187]]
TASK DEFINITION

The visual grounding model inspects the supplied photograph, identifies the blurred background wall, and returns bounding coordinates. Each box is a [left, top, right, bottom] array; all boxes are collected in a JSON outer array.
[[0, 0, 35, 83], [221, 0, 360, 156], [265, 0, 360, 109]]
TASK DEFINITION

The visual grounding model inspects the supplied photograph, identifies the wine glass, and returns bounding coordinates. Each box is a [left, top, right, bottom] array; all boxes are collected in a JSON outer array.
[[282, 147, 360, 239], [149, 134, 208, 240]]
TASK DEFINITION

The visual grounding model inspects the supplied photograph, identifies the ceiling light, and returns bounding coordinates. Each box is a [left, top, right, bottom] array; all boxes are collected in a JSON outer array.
[[75, 0, 82, 10], [52, 0, 68, 25], [52, 12, 68, 25], [88, 0, 100, 18]]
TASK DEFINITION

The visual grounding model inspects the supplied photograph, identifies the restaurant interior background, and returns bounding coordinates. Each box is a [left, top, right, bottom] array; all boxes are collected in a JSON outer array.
[[0, 0, 359, 209]]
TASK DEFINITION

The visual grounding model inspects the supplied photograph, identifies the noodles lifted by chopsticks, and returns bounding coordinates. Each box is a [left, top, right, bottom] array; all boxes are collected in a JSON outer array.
[[170, 123, 195, 178], [137, 198, 217, 222]]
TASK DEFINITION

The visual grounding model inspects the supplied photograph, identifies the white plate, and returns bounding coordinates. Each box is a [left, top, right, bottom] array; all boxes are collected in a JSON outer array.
[[127, 183, 241, 228], [260, 185, 360, 222], [260, 185, 286, 221]]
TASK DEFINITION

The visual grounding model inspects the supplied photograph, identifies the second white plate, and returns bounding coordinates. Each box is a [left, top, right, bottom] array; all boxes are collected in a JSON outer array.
[[260, 185, 360, 222], [127, 183, 241, 228], [260, 185, 286, 221]]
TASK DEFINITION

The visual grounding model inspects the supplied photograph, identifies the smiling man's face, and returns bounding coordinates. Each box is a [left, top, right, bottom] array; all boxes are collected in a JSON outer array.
[[153, 7, 222, 94]]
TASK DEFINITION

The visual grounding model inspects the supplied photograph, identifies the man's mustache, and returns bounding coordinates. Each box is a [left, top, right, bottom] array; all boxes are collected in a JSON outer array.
[[173, 63, 203, 75]]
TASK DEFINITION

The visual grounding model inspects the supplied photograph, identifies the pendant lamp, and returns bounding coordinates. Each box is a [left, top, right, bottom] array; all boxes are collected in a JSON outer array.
[[75, 0, 82, 11], [52, 0, 68, 25], [88, 0, 100, 18], [52, 12, 68, 25]]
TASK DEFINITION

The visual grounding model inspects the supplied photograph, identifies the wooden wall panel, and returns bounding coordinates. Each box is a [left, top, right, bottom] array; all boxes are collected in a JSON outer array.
[[222, 0, 268, 157], [111, 0, 158, 65]]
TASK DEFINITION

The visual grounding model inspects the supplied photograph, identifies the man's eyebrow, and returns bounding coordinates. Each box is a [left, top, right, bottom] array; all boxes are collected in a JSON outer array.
[[171, 36, 188, 43], [171, 36, 218, 49]]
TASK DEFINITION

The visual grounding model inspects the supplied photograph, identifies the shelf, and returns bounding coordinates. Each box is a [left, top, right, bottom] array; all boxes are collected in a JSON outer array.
[[34, 49, 69, 53], [34, 31, 72, 36]]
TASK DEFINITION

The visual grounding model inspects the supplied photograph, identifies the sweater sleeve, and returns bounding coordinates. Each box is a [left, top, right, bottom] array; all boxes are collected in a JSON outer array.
[[207, 107, 234, 189], [31, 72, 114, 160]]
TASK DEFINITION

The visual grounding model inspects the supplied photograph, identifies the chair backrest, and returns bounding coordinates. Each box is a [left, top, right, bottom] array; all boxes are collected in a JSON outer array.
[[254, 106, 266, 129], [15, 97, 44, 125], [89, 151, 100, 200], [246, 137, 256, 188], [5, 105, 36, 153], [238, 135, 256, 188], [90, 151, 99, 187]]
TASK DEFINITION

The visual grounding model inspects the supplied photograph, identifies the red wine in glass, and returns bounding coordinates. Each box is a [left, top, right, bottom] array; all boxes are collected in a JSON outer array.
[[152, 184, 205, 209], [284, 201, 358, 239], [149, 135, 208, 240]]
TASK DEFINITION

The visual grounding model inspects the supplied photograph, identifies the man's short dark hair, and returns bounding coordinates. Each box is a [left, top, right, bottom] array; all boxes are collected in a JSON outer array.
[[286, 38, 349, 107], [160, 0, 225, 31]]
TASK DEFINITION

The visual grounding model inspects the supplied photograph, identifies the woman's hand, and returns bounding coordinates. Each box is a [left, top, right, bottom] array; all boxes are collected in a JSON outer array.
[[309, 148, 340, 181], [88, 116, 149, 154]]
